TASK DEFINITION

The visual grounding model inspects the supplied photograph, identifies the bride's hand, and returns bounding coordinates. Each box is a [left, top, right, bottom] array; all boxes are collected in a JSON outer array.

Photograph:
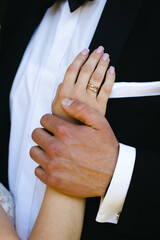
[[52, 46, 115, 121]]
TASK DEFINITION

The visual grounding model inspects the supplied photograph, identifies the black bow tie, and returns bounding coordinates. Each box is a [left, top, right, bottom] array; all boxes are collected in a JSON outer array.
[[42, 0, 94, 12], [68, 0, 94, 12]]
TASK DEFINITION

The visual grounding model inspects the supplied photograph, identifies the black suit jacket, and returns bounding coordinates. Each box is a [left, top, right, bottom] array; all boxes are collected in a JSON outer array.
[[0, 0, 160, 239]]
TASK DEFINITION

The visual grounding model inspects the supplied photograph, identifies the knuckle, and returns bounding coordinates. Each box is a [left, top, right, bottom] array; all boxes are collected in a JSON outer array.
[[34, 167, 41, 178], [57, 124, 69, 137], [40, 113, 51, 125], [29, 146, 36, 158], [81, 64, 93, 74], [67, 64, 78, 74], [31, 128, 40, 140], [57, 83, 63, 90], [93, 54, 101, 61], [77, 103, 87, 113], [46, 141, 58, 157], [73, 103, 88, 119], [91, 72, 102, 82], [102, 85, 112, 95], [46, 141, 54, 153], [91, 51, 102, 61], [59, 87, 66, 99], [48, 173, 61, 189], [44, 156, 56, 173], [57, 83, 64, 96], [34, 166, 46, 182], [45, 160, 53, 172]]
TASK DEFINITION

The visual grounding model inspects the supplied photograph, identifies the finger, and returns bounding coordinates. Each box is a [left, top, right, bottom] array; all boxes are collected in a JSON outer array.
[[63, 48, 89, 88], [40, 113, 72, 137], [75, 46, 104, 91], [35, 166, 48, 185], [87, 53, 110, 97], [97, 66, 115, 108], [32, 127, 55, 151], [30, 145, 48, 168], [61, 98, 107, 130]]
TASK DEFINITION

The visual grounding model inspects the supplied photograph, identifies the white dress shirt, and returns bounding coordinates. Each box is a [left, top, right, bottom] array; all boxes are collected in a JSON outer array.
[[8, 0, 160, 239]]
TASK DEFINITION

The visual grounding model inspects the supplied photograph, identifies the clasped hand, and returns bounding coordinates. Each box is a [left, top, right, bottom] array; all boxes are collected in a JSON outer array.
[[30, 47, 119, 198]]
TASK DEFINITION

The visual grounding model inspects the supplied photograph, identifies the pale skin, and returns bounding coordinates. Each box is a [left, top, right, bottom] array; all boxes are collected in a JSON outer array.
[[0, 47, 117, 239]]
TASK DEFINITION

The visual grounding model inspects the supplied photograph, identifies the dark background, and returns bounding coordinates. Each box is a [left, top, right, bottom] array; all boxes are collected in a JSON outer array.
[[0, 0, 10, 24], [0, 0, 10, 45]]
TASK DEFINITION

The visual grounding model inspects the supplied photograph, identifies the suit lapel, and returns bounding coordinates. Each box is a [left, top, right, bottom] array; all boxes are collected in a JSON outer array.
[[89, 0, 143, 67], [0, 0, 56, 88], [0, 0, 56, 187]]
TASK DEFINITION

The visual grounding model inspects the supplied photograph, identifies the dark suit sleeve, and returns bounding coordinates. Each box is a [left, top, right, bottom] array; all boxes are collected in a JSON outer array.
[[81, 147, 160, 239], [81, 94, 160, 238], [117, 147, 160, 235]]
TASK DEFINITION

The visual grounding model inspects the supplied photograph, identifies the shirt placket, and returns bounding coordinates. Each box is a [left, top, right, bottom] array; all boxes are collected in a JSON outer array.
[[15, 3, 80, 239]]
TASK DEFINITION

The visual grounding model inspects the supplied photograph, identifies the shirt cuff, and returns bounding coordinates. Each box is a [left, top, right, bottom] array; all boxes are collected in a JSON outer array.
[[96, 143, 136, 224]]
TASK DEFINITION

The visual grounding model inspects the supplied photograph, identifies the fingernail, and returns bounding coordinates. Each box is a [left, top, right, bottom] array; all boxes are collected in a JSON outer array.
[[61, 98, 74, 107], [81, 48, 90, 56], [96, 46, 104, 54], [102, 53, 109, 61], [109, 66, 115, 74]]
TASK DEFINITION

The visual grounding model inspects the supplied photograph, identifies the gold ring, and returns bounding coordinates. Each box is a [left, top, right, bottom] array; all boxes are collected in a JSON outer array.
[[87, 83, 99, 93]]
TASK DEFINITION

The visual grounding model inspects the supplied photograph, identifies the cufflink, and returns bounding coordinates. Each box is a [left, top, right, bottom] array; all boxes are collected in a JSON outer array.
[[116, 212, 121, 221]]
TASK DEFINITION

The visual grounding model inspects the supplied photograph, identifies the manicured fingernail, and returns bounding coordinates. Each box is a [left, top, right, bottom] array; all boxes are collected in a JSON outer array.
[[109, 66, 115, 74], [61, 98, 74, 107], [81, 48, 90, 56], [102, 53, 109, 61], [96, 46, 104, 54]]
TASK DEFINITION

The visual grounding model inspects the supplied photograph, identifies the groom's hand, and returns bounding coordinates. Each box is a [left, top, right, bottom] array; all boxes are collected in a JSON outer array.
[[30, 98, 119, 198]]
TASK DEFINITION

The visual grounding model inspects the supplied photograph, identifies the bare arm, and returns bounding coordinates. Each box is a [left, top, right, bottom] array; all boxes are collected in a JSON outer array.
[[0, 206, 20, 240], [28, 188, 85, 240]]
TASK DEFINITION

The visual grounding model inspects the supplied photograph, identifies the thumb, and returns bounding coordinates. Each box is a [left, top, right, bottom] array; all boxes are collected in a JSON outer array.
[[61, 98, 106, 129]]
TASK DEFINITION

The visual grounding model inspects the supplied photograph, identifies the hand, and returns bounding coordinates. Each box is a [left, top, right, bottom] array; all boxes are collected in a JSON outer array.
[[52, 47, 115, 121], [30, 99, 119, 198], [30, 46, 118, 198]]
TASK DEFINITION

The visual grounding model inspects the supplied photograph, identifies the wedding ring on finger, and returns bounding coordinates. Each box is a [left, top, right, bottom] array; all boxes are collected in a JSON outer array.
[[87, 83, 99, 93]]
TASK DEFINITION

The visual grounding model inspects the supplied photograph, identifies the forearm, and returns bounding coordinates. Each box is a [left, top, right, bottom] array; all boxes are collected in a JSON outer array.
[[29, 187, 85, 240], [29, 104, 85, 240], [0, 206, 20, 240]]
